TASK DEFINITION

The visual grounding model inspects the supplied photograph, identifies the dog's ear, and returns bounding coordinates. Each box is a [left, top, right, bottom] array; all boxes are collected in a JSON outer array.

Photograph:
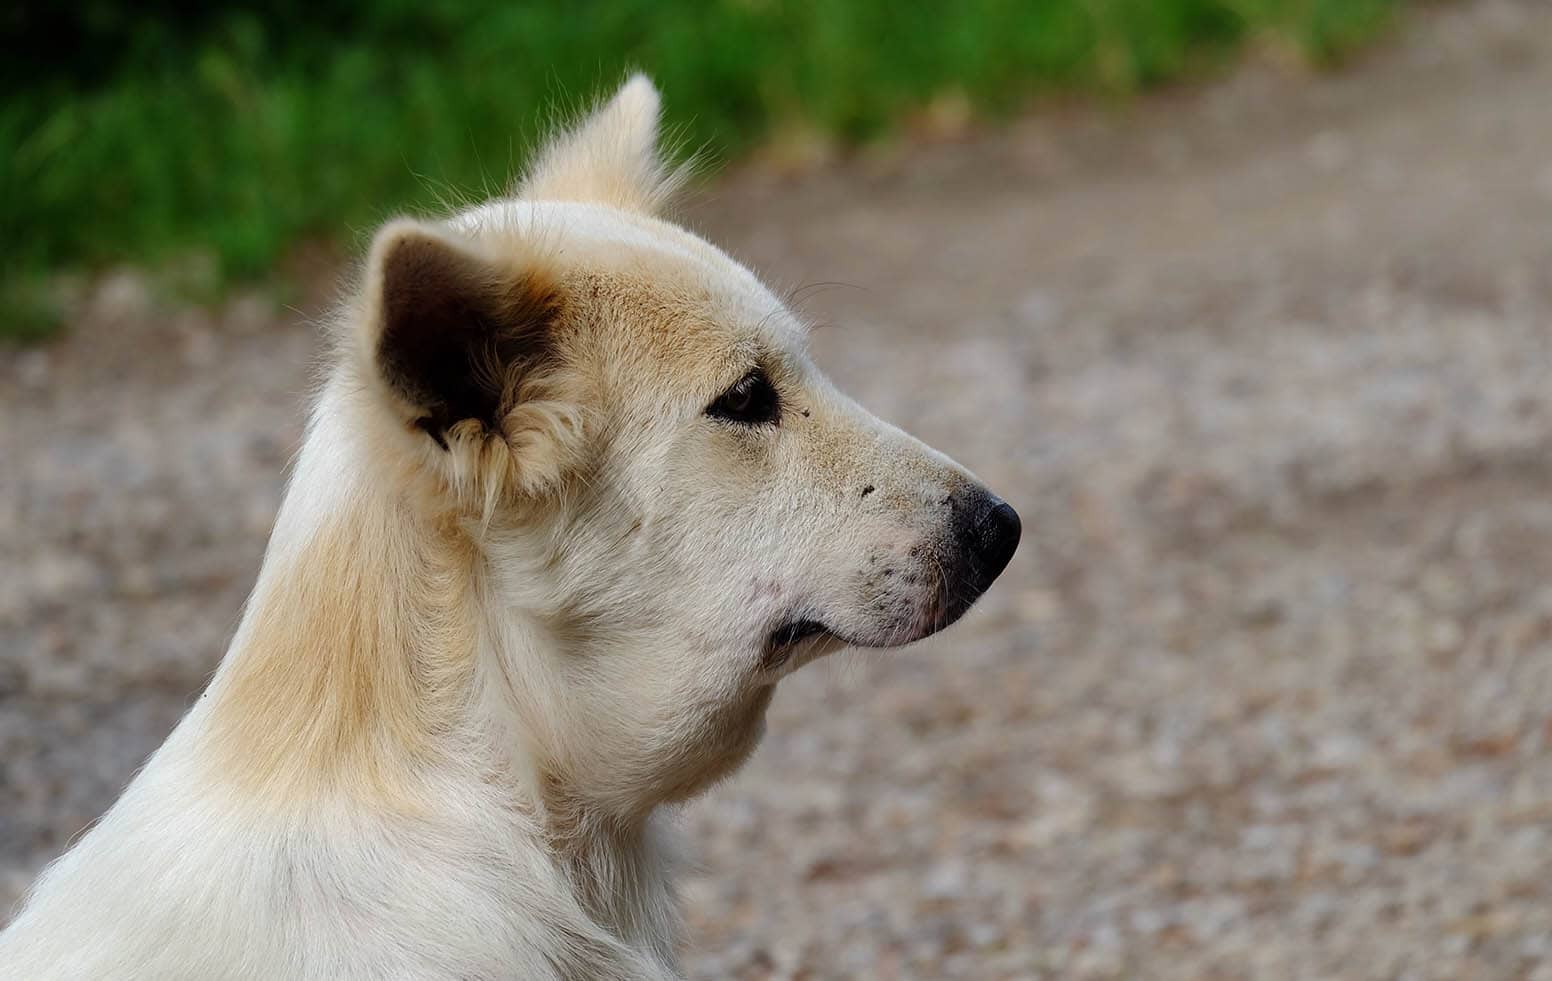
[[363, 219, 562, 450], [519, 74, 680, 214]]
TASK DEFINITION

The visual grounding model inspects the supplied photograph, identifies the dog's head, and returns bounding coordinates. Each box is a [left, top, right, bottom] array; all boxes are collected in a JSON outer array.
[[346, 77, 1019, 812]]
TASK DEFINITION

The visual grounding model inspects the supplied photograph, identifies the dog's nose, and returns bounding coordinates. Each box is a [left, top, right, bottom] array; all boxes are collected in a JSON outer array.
[[954, 488, 1021, 591]]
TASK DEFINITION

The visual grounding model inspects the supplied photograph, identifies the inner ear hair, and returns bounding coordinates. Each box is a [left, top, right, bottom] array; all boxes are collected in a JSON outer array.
[[370, 222, 562, 448]]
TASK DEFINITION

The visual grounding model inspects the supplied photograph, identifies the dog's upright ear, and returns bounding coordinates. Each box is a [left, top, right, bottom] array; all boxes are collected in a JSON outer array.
[[360, 218, 565, 456], [519, 74, 681, 215]]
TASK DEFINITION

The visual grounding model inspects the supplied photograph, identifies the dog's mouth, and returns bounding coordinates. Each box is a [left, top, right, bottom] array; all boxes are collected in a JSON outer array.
[[759, 583, 985, 675], [761, 601, 955, 674], [770, 619, 828, 648], [762, 618, 840, 672]]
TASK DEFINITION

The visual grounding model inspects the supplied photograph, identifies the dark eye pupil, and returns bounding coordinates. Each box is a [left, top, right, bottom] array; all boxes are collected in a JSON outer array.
[[708, 369, 780, 425]]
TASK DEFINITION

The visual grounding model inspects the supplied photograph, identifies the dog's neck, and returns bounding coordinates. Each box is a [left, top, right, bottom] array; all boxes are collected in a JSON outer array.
[[193, 384, 681, 965]]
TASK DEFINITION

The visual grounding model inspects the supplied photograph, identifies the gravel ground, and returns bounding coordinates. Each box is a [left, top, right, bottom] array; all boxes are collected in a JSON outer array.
[[6, 2, 1552, 977]]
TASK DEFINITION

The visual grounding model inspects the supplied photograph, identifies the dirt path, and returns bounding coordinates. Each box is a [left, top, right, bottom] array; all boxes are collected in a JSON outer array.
[[6, 2, 1552, 976]]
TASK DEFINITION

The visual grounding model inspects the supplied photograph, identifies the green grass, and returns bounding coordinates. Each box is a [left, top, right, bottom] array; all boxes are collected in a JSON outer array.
[[0, 0, 1397, 339]]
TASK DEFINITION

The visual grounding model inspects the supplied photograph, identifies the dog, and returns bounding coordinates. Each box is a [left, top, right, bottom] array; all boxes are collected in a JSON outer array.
[[0, 76, 1019, 979]]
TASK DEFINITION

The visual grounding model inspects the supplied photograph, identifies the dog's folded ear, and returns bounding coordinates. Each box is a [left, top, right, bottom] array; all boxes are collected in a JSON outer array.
[[363, 219, 563, 450], [519, 73, 681, 215]]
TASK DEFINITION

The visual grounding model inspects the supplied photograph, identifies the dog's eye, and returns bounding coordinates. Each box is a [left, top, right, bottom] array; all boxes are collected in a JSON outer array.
[[707, 368, 780, 426]]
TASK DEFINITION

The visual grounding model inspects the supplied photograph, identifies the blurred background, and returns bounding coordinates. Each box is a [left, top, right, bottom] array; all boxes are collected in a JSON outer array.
[[4, 0, 1552, 976]]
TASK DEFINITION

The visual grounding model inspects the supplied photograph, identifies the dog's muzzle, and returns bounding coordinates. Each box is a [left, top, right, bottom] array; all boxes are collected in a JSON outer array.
[[764, 486, 1021, 666]]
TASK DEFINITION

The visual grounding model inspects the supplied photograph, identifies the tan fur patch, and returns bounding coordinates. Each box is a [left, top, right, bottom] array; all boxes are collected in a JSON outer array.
[[204, 493, 478, 809]]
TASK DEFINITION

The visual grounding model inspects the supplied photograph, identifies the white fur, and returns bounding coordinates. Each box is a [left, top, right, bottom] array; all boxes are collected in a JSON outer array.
[[0, 76, 1007, 979]]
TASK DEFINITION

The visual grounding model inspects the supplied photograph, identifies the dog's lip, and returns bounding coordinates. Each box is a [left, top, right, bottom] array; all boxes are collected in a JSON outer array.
[[768, 618, 830, 649], [762, 618, 844, 672]]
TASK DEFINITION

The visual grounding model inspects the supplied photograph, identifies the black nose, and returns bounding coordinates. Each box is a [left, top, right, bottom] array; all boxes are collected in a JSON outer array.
[[955, 489, 1021, 591]]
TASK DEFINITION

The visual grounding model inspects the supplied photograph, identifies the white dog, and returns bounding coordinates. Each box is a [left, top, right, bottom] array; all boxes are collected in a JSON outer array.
[[0, 76, 1019, 979]]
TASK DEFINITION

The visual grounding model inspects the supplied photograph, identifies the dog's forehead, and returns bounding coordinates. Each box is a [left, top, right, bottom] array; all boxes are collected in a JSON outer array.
[[460, 200, 792, 324], [455, 199, 809, 390]]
